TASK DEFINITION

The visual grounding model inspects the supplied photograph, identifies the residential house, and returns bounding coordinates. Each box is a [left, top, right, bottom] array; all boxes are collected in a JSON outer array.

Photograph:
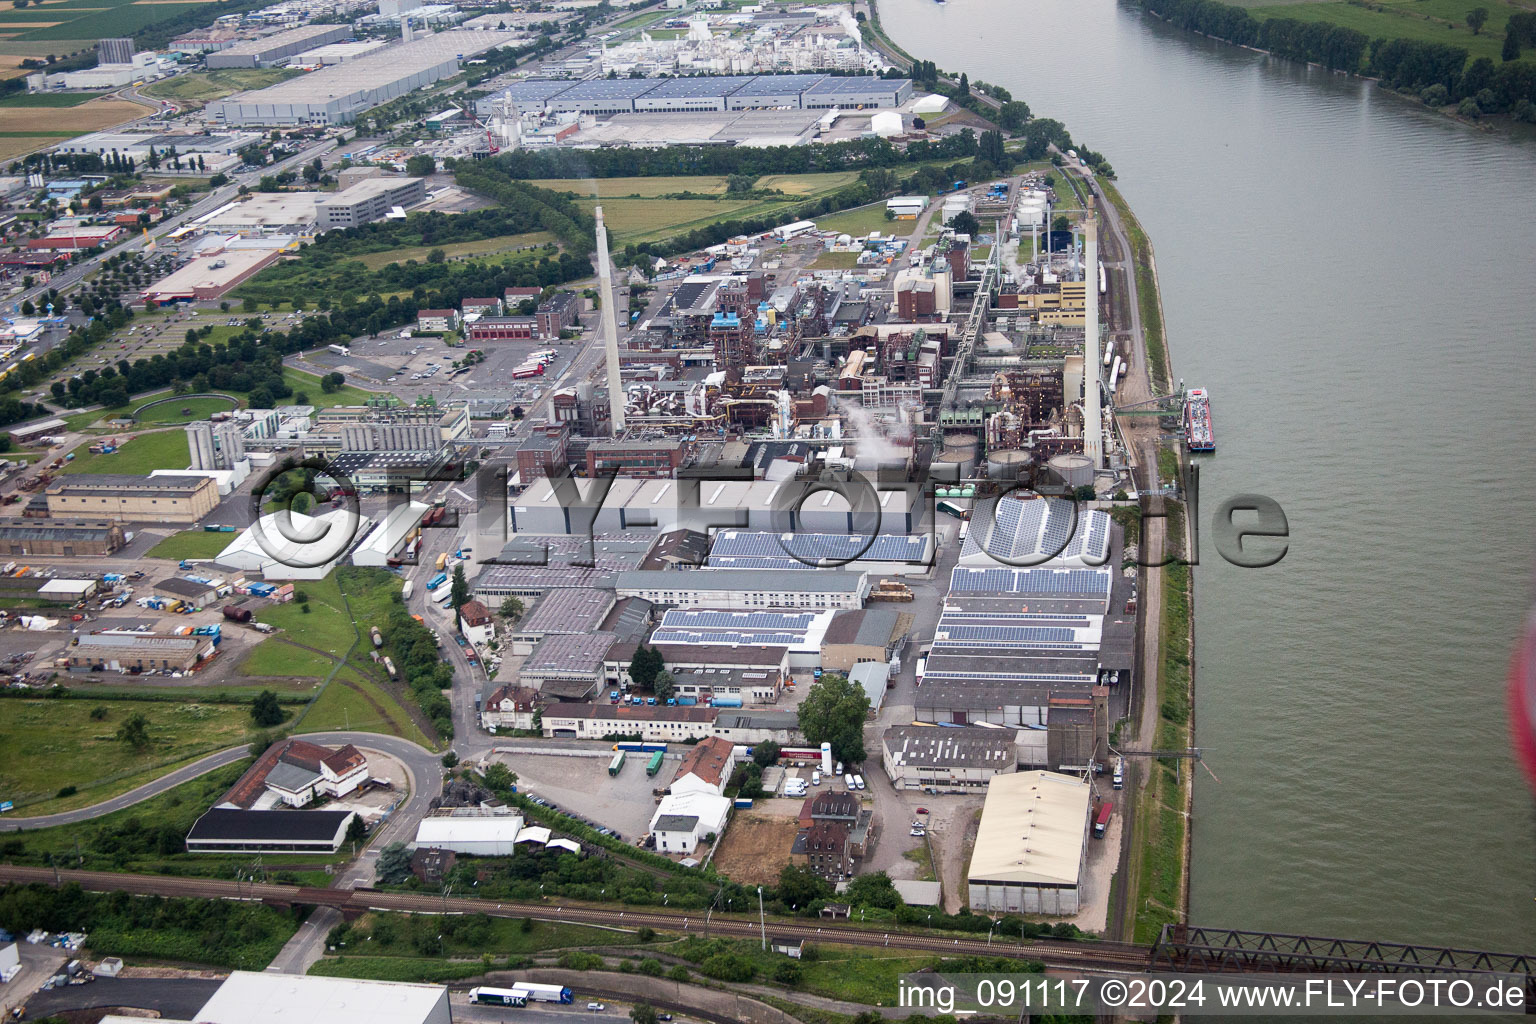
[[458, 599, 494, 647], [480, 684, 540, 731], [670, 736, 736, 797]]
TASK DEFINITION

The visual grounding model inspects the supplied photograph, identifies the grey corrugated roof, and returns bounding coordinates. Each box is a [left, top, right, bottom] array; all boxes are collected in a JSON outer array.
[[617, 569, 864, 593], [654, 814, 699, 832]]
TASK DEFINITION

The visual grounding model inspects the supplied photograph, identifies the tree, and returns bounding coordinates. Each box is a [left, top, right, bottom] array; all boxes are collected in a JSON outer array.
[[483, 762, 516, 791], [1466, 7, 1488, 34], [499, 596, 524, 620], [997, 100, 1032, 132], [449, 563, 469, 615], [752, 739, 781, 767], [405, 155, 436, 177], [1502, 31, 1520, 60], [377, 842, 413, 884], [426, 248, 446, 264], [844, 871, 901, 910], [442, 751, 459, 768], [958, 72, 969, 95], [629, 1005, 659, 1024], [250, 689, 286, 727], [950, 210, 981, 238], [116, 712, 151, 749], [346, 814, 368, 845], [628, 644, 663, 689], [776, 863, 832, 910], [653, 670, 674, 702], [978, 129, 1006, 169], [796, 673, 869, 764]]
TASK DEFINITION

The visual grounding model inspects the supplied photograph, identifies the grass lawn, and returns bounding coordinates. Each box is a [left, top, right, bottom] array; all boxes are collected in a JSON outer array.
[[0, 699, 254, 811], [903, 843, 936, 882], [296, 665, 429, 747], [308, 958, 487, 983], [61, 428, 188, 475], [344, 911, 637, 958], [239, 639, 338, 680], [576, 197, 764, 246], [145, 529, 236, 561], [810, 251, 862, 270], [352, 232, 557, 271], [0, 758, 348, 883], [283, 367, 378, 408], [133, 395, 240, 424], [141, 67, 300, 103], [812, 203, 898, 238], [799, 947, 938, 1005], [254, 574, 357, 657]]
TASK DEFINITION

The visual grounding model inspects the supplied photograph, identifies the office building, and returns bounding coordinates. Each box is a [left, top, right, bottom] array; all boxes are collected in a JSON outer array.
[[315, 176, 426, 230]]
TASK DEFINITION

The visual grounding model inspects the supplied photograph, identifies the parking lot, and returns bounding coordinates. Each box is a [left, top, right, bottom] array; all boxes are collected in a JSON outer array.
[[486, 750, 666, 843]]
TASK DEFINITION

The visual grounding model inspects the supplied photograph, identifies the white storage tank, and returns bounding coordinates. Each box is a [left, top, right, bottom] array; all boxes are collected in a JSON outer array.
[[820, 742, 833, 775], [1049, 452, 1095, 489]]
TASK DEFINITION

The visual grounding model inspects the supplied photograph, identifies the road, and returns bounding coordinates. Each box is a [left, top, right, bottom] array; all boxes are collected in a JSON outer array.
[[0, 865, 1155, 974]]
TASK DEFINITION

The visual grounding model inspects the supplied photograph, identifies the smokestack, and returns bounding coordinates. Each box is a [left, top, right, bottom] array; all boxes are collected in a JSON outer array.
[[595, 205, 625, 434], [1083, 197, 1102, 470], [401, 15, 413, 43]]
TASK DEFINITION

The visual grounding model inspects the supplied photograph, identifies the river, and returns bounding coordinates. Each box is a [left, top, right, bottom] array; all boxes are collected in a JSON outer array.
[[879, 0, 1536, 950]]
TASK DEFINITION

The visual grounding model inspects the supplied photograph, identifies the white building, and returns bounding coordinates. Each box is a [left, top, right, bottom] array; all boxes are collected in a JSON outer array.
[[967, 770, 1091, 916], [882, 725, 1018, 792], [350, 500, 428, 567], [669, 736, 736, 797], [216, 509, 371, 580], [414, 811, 525, 856], [192, 971, 451, 1024], [959, 493, 1112, 570], [648, 790, 730, 854]]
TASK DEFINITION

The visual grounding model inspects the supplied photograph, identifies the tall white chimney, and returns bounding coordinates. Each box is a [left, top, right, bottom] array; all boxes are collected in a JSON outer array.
[[595, 205, 625, 434], [1083, 198, 1102, 469]]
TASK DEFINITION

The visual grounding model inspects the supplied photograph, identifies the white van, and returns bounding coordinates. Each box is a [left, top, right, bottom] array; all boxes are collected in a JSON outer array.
[[853, 774, 866, 791], [843, 773, 856, 790], [811, 770, 821, 786]]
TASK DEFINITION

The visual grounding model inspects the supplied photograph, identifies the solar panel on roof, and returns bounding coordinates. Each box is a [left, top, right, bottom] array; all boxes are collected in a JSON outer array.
[[949, 567, 1112, 595]]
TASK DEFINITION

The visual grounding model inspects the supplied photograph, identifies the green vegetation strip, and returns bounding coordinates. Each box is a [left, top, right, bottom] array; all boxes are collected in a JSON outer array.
[[1098, 177, 1170, 394]]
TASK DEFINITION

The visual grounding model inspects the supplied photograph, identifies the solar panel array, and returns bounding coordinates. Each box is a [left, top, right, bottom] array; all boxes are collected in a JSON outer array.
[[705, 556, 804, 570], [971, 496, 1111, 564], [659, 609, 819, 630], [937, 625, 1075, 644], [938, 612, 1093, 628], [652, 630, 804, 646], [708, 531, 928, 564], [949, 567, 1112, 596]]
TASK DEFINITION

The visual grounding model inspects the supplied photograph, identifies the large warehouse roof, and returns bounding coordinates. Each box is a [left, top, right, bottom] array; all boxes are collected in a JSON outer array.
[[193, 971, 447, 1024], [414, 814, 523, 845], [960, 494, 1111, 568], [214, 24, 345, 58], [639, 75, 756, 99], [968, 771, 1091, 887]]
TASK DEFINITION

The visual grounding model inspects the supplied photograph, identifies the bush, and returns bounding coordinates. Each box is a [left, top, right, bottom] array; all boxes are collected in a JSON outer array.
[[638, 958, 663, 977], [55, 785, 77, 798], [773, 960, 802, 984], [667, 965, 691, 982], [700, 952, 756, 982], [1458, 97, 1482, 117], [1420, 83, 1449, 105]]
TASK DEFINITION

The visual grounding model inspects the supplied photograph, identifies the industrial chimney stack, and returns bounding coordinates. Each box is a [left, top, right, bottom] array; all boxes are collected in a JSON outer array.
[[1083, 197, 1102, 470], [595, 206, 625, 434]]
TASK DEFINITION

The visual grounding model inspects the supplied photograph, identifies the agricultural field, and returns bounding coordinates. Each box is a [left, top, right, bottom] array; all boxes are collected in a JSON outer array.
[[0, 0, 219, 42], [1240, 0, 1532, 64], [61, 426, 189, 474], [0, 92, 94, 107], [0, 96, 152, 160], [351, 231, 557, 271], [142, 67, 301, 103], [0, 698, 254, 812], [575, 197, 763, 246]]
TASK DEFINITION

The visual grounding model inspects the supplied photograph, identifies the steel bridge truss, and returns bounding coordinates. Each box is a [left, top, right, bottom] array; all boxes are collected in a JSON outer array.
[[1153, 924, 1536, 977]]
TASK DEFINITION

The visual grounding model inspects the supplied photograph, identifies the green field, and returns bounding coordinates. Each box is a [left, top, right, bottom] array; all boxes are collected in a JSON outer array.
[[61, 428, 189, 475], [810, 251, 863, 270], [0, 0, 221, 42], [1243, 0, 1531, 64], [146, 529, 237, 561], [297, 665, 429, 747], [142, 68, 302, 103], [577, 197, 763, 245], [62, 368, 379, 434], [0, 93, 94, 107], [352, 231, 557, 271], [811, 203, 900, 238], [0, 698, 253, 811]]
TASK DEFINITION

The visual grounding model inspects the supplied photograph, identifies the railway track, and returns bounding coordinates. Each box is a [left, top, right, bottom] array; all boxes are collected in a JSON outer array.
[[0, 865, 1152, 973]]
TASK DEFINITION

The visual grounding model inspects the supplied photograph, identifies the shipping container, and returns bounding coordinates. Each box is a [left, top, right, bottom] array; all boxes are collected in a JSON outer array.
[[608, 751, 626, 776], [645, 751, 665, 777], [469, 988, 527, 1008]]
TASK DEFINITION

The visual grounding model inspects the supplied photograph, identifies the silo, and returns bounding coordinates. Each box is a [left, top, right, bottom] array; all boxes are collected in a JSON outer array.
[[934, 448, 975, 480], [987, 448, 1035, 482], [1048, 453, 1095, 489]]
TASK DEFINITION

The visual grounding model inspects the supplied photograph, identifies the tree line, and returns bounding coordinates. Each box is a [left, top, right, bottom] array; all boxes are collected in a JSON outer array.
[[1140, 0, 1536, 118]]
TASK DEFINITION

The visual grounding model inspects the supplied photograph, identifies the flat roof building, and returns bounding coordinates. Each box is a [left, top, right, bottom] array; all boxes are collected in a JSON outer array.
[[141, 245, 287, 302], [186, 808, 356, 853], [68, 632, 214, 672], [968, 770, 1092, 916], [0, 519, 124, 556], [46, 474, 218, 524], [207, 25, 349, 68], [316, 176, 426, 231], [210, 32, 519, 125], [414, 811, 525, 856], [615, 568, 869, 610], [544, 77, 659, 115], [633, 75, 755, 112], [192, 970, 450, 1024], [801, 76, 913, 109], [882, 725, 1018, 792]]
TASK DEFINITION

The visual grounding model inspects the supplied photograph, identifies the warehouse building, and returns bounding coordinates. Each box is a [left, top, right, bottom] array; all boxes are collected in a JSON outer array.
[[634, 75, 756, 112], [882, 725, 1018, 792], [545, 77, 664, 115], [474, 77, 583, 116], [541, 702, 717, 741], [68, 632, 214, 672], [507, 588, 615, 654], [820, 606, 908, 673], [186, 808, 356, 853], [141, 245, 288, 303], [207, 24, 350, 68], [519, 631, 616, 700], [725, 73, 830, 110], [190, 971, 451, 1024], [650, 606, 834, 670], [316, 176, 426, 230], [414, 810, 525, 855], [959, 493, 1113, 570], [706, 530, 933, 576], [200, 193, 319, 236], [474, 74, 911, 117], [801, 76, 913, 109], [967, 770, 1092, 916], [47, 474, 219, 524], [211, 31, 518, 125], [0, 519, 124, 556]]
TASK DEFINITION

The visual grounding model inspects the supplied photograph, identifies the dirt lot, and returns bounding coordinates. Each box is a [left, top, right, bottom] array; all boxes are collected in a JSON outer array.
[[710, 809, 801, 886]]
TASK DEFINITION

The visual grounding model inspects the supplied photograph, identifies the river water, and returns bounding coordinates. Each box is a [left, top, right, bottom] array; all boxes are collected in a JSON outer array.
[[880, 0, 1536, 950]]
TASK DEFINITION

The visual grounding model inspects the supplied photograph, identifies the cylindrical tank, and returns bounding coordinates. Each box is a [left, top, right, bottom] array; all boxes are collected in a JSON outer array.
[[821, 742, 833, 775], [987, 448, 1035, 482], [1049, 452, 1095, 489], [934, 449, 975, 479]]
